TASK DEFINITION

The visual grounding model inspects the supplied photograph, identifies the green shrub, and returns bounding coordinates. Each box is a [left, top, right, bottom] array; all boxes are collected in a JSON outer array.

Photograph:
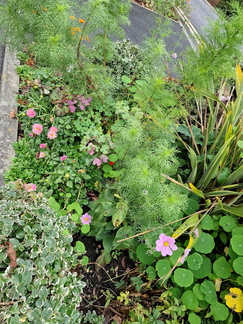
[[0, 182, 87, 323]]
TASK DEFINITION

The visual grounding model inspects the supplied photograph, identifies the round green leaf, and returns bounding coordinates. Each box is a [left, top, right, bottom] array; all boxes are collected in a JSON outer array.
[[193, 283, 205, 300], [200, 280, 217, 304], [81, 224, 90, 234], [181, 290, 198, 310], [184, 198, 199, 215], [156, 260, 171, 278], [187, 253, 203, 270], [231, 235, 243, 256], [80, 256, 89, 266], [237, 276, 243, 285], [213, 256, 231, 279], [194, 232, 215, 254], [201, 215, 214, 230], [102, 164, 112, 173], [188, 313, 201, 324], [146, 266, 156, 280], [232, 227, 243, 236], [219, 215, 237, 232], [74, 241, 86, 253], [174, 268, 194, 287], [233, 257, 243, 275], [109, 154, 118, 162], [170, 247, 184, 265], [136, 244, 154, 265], [210, 302, 229, 321], [71, 213, 80, 223], [191, 255, 212, 279]]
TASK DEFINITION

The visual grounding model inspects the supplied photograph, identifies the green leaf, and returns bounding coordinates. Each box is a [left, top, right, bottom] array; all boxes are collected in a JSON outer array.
[[121, 75, 132, 84], [200, 280, 217, 304], [200, 215, 214, 230], [81, 224, 90, 234], [80, 256, 89, 266], [174, 268, 194, 287], [210, 302, 229, 321], [108, 154, 118, 162], [187, 253, 203, 270], [103, 164, 112, 172], [194, 232, 215, 254], [231, 235, 243, 256], [71, 213, 80, 222], [183, 199, 200, 216], [181, 290, 198, 310], [137, 244, 155, 265], [219, 215, 237, 232], [112, 201, 128, 228], [48, 197, 60, 212], [170, 247, 184, 265], [156, 259, 171, 278], [188, 313, 201, 324], [74, 241, 86, 253], [193, 283, 205, 300], [146, 266, 156, 280], [219, 203, 243, 217], [172, 214, 199, 238], [213, 257, 231, 279], [192, 255, 212, 279], [67, 202, 83, 214]]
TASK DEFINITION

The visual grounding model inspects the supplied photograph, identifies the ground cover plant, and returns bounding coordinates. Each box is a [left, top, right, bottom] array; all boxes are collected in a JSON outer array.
[[1, 0, 243, 323]]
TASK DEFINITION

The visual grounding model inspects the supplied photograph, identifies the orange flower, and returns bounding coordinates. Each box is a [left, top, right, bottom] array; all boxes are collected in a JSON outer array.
[[70, 16, 76, 19], [41, 6, 48, 11], [70, 27, 81, 35], [79, 18, 85, 23], [86, 35, 90, 42], [32, 10, 37, 14]]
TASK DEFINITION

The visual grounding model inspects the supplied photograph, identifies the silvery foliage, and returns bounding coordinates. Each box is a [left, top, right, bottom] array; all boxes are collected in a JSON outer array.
[[0, 183, 86, 323]]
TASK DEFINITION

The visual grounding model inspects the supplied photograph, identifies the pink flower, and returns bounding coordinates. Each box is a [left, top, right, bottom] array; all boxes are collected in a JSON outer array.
[[180, 248, 191, 264], [193, 228, 199, 238], [80, 213, 92, 225], [29, 133, 34, 137], [26, 108, 36, 118], [24, 183, 37, 192], [87, 142, 96, 155], [47, 130, 57, 140], [32, 123, 43, 135], [60, 155, 67, 161], [49, 126, 58, 132], [50, 117, 54, 122], [155, 233, 178, 257], [39, 143, 47, 148], [100, 155, 108, 163], [93, 158, 102, 166], [171, 53, 178, 59], [39, 152, 45, 158]]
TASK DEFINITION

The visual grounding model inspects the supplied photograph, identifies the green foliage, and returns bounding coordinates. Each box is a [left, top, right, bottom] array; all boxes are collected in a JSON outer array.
[[0, 182, 87, 323]]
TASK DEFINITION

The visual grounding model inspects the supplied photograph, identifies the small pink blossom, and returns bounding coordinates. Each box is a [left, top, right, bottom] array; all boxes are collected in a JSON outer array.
[[60, 155, 67, 161], [93, 158, 102, 166], [194, 228, 199, 238], [29, 133, 34, 137], [155, 233, 178, 257], [87, 143, 96, 155], [220, 95, 230, 103], [80, 213, 92, 225], [24, 183, 37, 192], [32, 123, 43, 135], [26, 108, 36, 118], [171, 53, 178, 59], [49, 126, 58, 132], [100, 154, 108, 163], [180, 248, 191, 264], [39, 143, 47, 148], [47, 130, 57, 140], [39, 152, 45, 158]]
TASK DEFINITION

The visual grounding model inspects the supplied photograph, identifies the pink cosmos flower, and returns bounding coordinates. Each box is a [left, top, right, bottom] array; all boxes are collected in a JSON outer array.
[[29, 133, 34, 137], [93, 158, 102, 166], [32, 123, 43, 135], [80, 213, 92, 225], [194, 228, 199, 238], [47, 130, 57, 140], [171, 53, 178, 59], [87, 143, 96, 155], [100, 155, 108, 163], [155, 233, 178, 256], [39, 143, 47, 148], [60, 155, 67, 161], [39, 152, 45, 158], [26, 108, 36, 118], [180, 248, 191, 264], [24, 183, 37, 192], [49, 126, 58, 132]]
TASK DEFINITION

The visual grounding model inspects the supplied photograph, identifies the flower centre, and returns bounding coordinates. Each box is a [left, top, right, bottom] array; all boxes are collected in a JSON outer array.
[[164, 241, 169, 246], [84, 217, 89, 221]]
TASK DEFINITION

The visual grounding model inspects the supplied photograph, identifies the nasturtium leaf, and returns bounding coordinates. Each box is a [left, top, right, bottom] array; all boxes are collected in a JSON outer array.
[[192, 254, 212, 279], [237, 276, 243, 286], [81, 224, 90, 234], [102, 164, 112, 173], [48, 197, 60, 212], [210, 302, 229, 321], [200, 215, 214, 230], [169, 287, 181, 299], [174, 268, 194, 287], [193, 283, 205, 300], [194, 232, 215, 254], [233, 257, 243, 276], [136, 244, 155, 265], [188, 313, 201, 324], [181, 290, 198, 310], [108, 154, 118, 162], [232, 227, 243, 236], [199, 299, 209, 310], [146, 266, 156, 280], [225, 287, 243, 313], [80, 256, 89, 266], [184, 198, 200, 215], [200, 280, 217, 304], [74, 241, 85, 253], [187, 253, 203, 270], [71, 213, 80, 223], [219, 215, 237, 232], [170, 247, 184, 265], [228, 245, 238, 259], [156, 260, 171, 278], [213, 256, 231, 279], [231, 235, 243, 256]]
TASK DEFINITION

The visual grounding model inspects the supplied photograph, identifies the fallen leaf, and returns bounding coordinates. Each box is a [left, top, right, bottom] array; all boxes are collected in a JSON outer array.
[[9, 110, 17, 119], [6, 242, 17, 268]]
